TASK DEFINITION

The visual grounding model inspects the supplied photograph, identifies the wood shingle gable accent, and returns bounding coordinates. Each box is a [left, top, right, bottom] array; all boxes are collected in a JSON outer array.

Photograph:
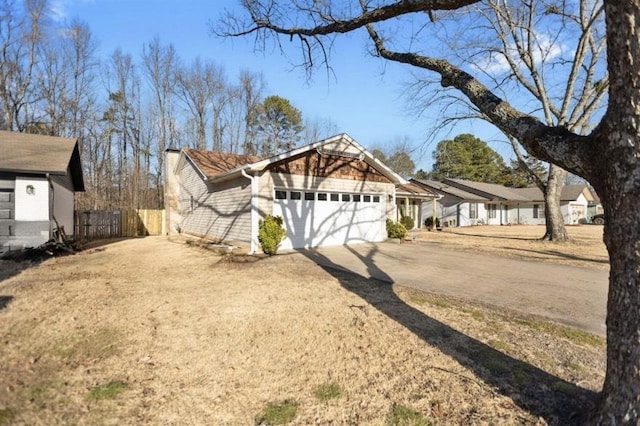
[[265, 150, 392, 183]]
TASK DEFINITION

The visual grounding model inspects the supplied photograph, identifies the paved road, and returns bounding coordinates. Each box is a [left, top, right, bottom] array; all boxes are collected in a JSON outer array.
[[300, 241, 609, 336]]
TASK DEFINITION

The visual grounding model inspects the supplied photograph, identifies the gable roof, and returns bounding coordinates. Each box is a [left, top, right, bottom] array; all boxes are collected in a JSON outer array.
[[411, 179, 490, 201], [444, 178, 531, 202], [183, 149, 262, 179], [510, 184, 595, 202], [413, 178, 594, 204], [178, 133, 408, 185], [0, 131, 84, 191], [395, 181, 439, 199]]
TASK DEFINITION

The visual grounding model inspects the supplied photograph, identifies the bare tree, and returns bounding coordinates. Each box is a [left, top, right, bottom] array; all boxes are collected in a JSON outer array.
[[174, 57, 224, 150], [301, 116, 338, 144], [103, 49, 141, 208], [238, 69, 265, 154], [217, 0, 640, 421], [141, 38, 179, 206], [0, 0, 47, 131], [446, 0, 606, 240]]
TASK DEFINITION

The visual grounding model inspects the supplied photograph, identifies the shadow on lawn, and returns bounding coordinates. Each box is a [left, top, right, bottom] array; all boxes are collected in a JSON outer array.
[[506, 246, 609, 266], [301, 245, 597, 425], [445, 230, 538, 241]]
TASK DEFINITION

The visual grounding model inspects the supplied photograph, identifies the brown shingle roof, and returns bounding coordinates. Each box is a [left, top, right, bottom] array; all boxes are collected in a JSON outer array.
[[396, 182, 438, 198], [445, 178, 531, 201], [0, 131, 76, 174], [0, 131, 84, 191], [183, 149, 262, 178], [412, 179, 490, 201]]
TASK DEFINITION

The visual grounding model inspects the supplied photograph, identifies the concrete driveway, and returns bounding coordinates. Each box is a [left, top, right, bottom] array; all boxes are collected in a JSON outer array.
[[300, 240, 609, 336]]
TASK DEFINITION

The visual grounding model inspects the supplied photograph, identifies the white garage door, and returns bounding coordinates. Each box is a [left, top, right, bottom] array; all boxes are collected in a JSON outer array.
[[272, 189, 386, 250]]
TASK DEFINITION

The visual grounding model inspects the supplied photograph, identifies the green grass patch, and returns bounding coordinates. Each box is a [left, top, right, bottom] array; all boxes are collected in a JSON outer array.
[[314, 382, 341, 402], [59, 328, 122, 363], [256, 400, 298, 425], [488, 339, 510, 352], [514, 318, 604, 346], [86, 381, 127, 400], [387, 405, 430, 426], [0, 408, 15, 425], [405, 291, 452, 309]]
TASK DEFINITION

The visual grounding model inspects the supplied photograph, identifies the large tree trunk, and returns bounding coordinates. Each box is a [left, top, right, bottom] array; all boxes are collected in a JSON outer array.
[[591, 1, 640, 422], [541, 165, 568, 241], [592, 185, 640, 423]]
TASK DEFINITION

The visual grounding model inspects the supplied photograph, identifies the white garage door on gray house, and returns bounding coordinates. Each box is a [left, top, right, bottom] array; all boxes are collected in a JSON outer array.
[[165, 133, 436, 252]]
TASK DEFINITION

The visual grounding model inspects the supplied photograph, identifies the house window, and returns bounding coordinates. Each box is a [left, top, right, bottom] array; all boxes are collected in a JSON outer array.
[[275, 190, 287, 200], [487, 204, 497, 219], [304, 192, 315, 201], [342, 194, 351, 202], [533, 204, 545, 219], [190, 196, 195, 211], [364, 195, 371, 202], [290, 191, 301, 200], [317, 193, 327, 201], [469, 203, 478, 219], [373, 195, 381, 203], [353, 194, 361, 202], [330, 193, 339, 201]]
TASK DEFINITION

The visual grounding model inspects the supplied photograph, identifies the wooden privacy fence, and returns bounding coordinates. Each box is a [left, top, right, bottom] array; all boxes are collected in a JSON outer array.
[[75, 209, 165, 241]]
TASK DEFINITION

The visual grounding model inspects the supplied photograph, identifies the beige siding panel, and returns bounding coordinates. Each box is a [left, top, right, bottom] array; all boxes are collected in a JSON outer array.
[[321, 139, 363, 155], [178, 163, 251, 242], [257, 171, 395, 219]]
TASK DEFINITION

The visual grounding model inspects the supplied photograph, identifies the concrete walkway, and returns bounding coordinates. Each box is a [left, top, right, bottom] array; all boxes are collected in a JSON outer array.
[[300, 241, 609, 336]]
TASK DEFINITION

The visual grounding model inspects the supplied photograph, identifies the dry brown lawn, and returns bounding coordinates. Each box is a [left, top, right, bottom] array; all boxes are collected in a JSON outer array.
[[416, 224, 608, 269], [0, 227, 607, 425]]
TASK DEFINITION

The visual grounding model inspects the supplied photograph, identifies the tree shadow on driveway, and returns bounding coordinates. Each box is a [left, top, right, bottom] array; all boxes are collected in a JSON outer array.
[[300, 244, 597, 425]]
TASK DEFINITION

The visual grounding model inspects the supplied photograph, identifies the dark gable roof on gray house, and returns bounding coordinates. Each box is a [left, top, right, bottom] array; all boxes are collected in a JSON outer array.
[[412, 177, 593, 204], [412, 179, 491, 202], [0, 131, 84, 191], [443, 178, 531, 202]]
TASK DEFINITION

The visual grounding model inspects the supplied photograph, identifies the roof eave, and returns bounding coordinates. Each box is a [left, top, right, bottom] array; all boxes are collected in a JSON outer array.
[[246, 133, 408, 185]]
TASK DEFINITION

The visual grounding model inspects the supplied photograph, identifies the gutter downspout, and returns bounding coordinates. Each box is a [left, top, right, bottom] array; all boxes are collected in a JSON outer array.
[[241, 168, 258, 255]]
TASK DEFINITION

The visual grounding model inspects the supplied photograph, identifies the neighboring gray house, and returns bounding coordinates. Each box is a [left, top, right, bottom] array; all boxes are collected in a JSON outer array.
[[165, 134, 433, 252], [412, 178, 596, 227], [0, 131, 84, 252]]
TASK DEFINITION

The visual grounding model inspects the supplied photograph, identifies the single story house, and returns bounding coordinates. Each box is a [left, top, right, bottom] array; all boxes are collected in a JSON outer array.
[[0, 131, 84, 252], [395, 181, 440, 229], [165, 133, 437, 252], [412, 178, 596, 227]]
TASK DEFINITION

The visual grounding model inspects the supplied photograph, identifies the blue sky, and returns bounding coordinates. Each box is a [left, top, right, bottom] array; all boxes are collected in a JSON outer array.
[[54, 0, 511, 171]]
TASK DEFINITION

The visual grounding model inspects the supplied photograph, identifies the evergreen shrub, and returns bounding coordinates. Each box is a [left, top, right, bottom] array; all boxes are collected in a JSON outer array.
[[258, 215, 286, 255]]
